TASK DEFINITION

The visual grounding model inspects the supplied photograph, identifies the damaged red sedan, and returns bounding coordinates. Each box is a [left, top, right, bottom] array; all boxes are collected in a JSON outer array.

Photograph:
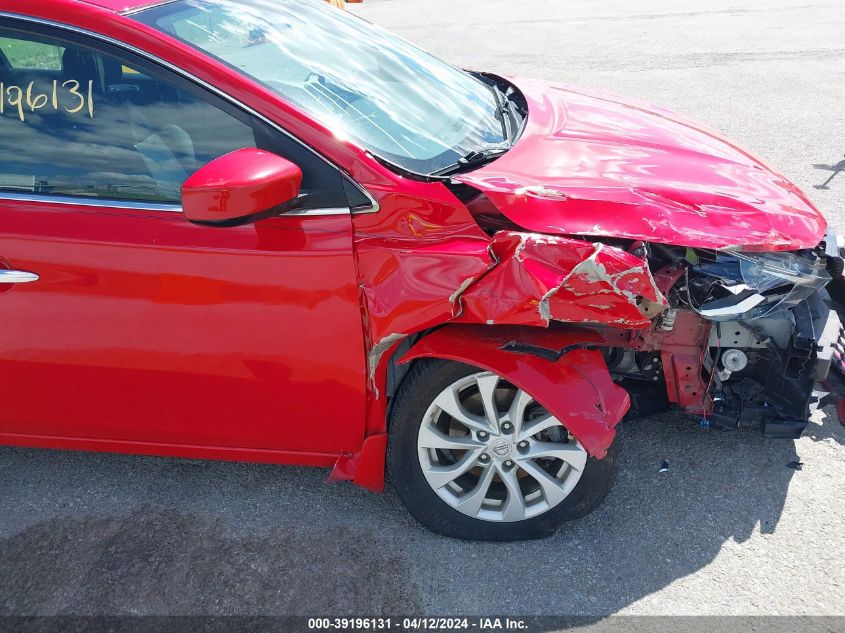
[[1, 0, 842, 541]]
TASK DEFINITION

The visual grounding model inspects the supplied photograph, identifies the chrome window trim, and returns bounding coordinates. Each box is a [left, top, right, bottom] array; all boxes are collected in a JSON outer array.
[[0, 191, 356, 217], [285, 206, 351, 217], [0, 12, 381, 216], [0, 192, 182, 212]]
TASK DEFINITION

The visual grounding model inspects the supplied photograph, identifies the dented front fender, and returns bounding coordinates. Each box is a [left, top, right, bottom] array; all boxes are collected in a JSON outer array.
[[400, 324, 630, 458]]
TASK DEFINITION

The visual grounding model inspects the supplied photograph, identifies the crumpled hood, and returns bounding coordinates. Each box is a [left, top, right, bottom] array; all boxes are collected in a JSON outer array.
[[455, 78, 826, 251]]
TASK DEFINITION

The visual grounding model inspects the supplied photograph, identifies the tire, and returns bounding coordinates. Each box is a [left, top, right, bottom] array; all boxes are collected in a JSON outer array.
[[388, 359, 619, 541]]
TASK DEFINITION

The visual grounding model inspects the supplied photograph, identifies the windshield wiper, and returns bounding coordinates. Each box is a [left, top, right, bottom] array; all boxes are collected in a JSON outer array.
[[490, 85, 513, 143], [491, 82, 527, 146], [430, 147, 510, 177]]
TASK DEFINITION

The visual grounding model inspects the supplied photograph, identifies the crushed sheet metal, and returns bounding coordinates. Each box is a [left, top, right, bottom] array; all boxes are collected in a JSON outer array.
[[513, 185, 569, 201], [453, 77, 827, 252], [327, 433, 388, 492], [400, 324, 630, 458], [454, 231, 666, 328], [348, 199, 667, 486]]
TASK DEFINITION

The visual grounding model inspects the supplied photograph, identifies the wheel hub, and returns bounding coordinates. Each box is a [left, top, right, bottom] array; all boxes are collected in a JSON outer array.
[[489, 437, 513, 458]]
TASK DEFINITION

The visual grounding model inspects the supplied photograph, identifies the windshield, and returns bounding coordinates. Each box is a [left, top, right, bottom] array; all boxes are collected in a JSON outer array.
[[135, 0, 508, 176]]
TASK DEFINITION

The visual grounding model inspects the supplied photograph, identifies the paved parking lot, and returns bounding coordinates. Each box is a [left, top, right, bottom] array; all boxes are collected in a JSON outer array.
[[2, 0, 844, 617]]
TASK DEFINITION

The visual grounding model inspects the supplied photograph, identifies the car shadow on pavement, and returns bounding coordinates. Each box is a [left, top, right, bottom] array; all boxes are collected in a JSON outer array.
[[0, 409, 841, 617]]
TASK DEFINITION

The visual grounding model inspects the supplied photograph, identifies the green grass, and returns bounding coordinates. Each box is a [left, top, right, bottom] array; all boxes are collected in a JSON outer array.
[[0, 37, 63, 71]]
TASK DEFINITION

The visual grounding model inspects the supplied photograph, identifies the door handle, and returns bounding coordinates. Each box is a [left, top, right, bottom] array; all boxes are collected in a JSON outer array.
[[0, 269, 39, 283]]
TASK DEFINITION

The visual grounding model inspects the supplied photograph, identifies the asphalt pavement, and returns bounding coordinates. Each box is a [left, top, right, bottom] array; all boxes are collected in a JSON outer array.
[[2, 0, 844, 618]]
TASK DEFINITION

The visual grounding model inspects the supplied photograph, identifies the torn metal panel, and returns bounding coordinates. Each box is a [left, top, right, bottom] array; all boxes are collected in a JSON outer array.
[[400, 324, 630, 458], [367, 332, 407, 398], [455, 231, 666, 328]]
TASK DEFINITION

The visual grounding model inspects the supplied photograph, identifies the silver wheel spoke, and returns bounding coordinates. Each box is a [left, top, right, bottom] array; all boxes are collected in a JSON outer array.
[[455, 463, 496, 516], [518, 412, 562, 442], [507, 388, 533, 440], [519, 459, 570, 507], [475, 373, 501, 434], [418, 424, 484, 452], [524, 441, 588, 472], [423, 448, 484, 489], [495, 462, 526, 521], [433, 386, 492, 434]]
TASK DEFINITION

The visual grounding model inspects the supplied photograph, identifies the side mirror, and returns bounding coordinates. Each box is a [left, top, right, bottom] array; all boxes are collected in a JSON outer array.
[[181, 148, 302, 226]]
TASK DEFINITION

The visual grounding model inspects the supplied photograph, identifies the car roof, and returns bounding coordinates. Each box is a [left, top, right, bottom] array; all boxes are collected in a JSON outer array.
[[74, 0, 172, 14]]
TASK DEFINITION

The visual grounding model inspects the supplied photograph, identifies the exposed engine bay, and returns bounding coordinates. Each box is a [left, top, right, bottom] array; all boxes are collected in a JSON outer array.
[[599, 233, 845, 438]]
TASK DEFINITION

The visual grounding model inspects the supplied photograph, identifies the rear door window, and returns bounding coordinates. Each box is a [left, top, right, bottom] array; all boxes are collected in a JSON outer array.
[[0, 36, 63, 70]]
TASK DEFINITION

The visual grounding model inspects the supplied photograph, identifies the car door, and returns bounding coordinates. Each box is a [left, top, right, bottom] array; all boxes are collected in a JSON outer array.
[[0, 21, 368, 454]]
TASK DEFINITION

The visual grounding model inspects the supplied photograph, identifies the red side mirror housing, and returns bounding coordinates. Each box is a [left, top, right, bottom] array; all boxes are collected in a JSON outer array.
[[181, 148, 302, 226]]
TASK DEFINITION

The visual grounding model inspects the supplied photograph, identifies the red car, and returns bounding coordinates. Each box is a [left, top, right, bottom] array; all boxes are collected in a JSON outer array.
[[1, 0, 842, 541]]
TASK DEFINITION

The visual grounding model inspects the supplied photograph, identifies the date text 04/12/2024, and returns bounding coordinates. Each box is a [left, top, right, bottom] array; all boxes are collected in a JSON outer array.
[[307, 617, 529, 630], [1, 79, 95, 121]]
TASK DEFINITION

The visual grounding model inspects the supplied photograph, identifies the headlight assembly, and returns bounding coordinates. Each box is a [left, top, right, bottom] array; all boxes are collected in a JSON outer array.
[[693, 251, 830, 321]]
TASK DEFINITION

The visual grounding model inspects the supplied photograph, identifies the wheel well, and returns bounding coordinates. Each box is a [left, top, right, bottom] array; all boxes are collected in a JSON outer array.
[[383, 333, 420, 425]]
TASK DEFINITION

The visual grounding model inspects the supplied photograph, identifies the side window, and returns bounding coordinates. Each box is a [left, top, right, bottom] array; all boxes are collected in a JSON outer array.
[[0, 24, 347, 209]]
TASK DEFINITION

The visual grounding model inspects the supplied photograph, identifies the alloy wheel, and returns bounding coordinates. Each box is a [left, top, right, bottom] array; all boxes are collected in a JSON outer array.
[[417, 371, 588, 522]]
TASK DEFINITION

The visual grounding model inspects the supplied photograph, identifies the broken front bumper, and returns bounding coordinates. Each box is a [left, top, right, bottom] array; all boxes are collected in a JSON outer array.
[[807, 288, 845, 381], [707, 281, 845, 438]]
